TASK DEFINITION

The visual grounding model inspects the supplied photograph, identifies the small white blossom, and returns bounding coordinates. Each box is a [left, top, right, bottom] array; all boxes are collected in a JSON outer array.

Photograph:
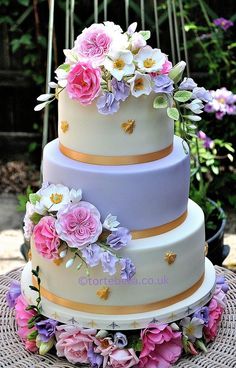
[[104, 50, 135, 81], [129, 32, 146, 52], [134, 46, 166, 73], [128, 71, 152, 97], [185, 99, 204, 114], [180, 317, 204, 342], [126, 22, 137, 35], [104, 21, 128, 53], [69, 188, 83, 203], [37, 184, 72, 212], [103, 214, 120, 231]]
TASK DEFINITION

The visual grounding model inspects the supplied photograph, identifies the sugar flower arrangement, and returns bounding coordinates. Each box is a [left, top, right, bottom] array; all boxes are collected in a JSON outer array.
[[35, 21, 212, 133], [7, 273, 228, 367], [23, 182, 135, 280]]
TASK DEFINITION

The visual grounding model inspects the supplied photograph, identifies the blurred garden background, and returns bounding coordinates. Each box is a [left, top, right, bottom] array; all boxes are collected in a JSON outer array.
[[0, 0, 235, 273]]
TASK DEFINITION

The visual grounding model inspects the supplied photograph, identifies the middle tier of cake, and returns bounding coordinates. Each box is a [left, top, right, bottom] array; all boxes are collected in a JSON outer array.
[[43, 135, 190, 232]]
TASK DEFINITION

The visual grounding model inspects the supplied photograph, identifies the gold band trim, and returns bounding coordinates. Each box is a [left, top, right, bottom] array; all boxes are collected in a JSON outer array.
[[59, 142, 173, 165], [32, 273, 204, 315]]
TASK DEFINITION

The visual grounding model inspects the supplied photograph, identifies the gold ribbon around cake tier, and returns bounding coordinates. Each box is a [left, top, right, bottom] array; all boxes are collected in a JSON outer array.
[[32, 273, 204, 315], [59, 142, 173, 165]]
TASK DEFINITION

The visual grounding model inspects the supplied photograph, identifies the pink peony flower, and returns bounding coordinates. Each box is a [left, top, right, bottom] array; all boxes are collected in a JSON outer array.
[[107, 348, 139, 368], [55, 201, 102, 249], [139, 323, 182, 368], [203, 297, 224, 342], [160, 59, 173, 75], [74, 23, 112, 66], [55, 325, 97, 364], [66, 62, 101, 105], [33, 216, 60, 260], [15, 295, 38, 352]]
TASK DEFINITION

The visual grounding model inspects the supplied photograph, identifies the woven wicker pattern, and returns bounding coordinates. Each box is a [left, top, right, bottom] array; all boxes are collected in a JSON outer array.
[[0, 266, 235, 368]]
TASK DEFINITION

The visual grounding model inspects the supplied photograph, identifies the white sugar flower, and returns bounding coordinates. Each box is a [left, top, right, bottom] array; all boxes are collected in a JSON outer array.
[[104, 50, 135, 81], [128, 71, 152, 97], [37, 184, 73, 212], [185, 99, 204, 114], [103, 214, 120, 231], [134, 46, 166, 73], [129, 32, 146, 52], [69, 188, 83, 203], [104, 21, 128, 53]]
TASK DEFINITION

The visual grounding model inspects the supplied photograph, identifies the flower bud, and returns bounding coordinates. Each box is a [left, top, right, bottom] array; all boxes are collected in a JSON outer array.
[[169, 61, 186, 83]]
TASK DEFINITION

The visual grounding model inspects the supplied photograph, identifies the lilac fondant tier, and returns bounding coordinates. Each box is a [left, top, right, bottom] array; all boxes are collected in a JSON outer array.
[[43, 136, 190, 230]]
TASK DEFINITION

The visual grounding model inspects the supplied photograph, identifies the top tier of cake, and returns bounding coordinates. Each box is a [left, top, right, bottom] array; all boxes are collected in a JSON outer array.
[[58, 90, 174, 163]]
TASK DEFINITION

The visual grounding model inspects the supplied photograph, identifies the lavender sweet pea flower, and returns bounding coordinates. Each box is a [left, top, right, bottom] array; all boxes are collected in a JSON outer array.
[[6, 280, 21, 308], [216, 275, 229, 293], [120, 258, 136, 280], [213, 17, 234, 31], [101, 251, 118, 275], [88, 346, 103, 368], [197, 131, 213, 149], [152, 75, 174, 94], [96, 92, 120, 115], [114, 332, 128, 348], [111, 78, 130, 101], [81, 244, 102, 267], [36, 318, 58, 343], [107, 227, 131, 250], [192, 87, 212, 103], [179, 77, 197, 91], [193, 306, 209, 325]]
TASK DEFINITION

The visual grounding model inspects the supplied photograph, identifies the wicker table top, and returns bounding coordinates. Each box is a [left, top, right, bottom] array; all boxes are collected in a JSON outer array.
[[0, 266, 235, 368]]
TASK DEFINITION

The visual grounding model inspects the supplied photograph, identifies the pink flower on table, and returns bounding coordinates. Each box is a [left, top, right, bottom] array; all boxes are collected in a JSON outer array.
[[203, 297, 224, 342], [107, 348, 139, 368], [66, 62, 101, 105], [55, 325, 97, 364], [33, 216, 60, 260], [55, 201, 102, 249], [74, 24, 112, 66], [139, 323, 182, 368], [15, 295, 38, 353]]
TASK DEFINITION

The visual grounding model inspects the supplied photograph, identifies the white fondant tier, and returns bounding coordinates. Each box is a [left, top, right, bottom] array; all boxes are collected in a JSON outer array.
[[23, 200, 209, 330], [21, 258, 215, 330], [58, 90, 174, 156], [43, 136, 190, 231]]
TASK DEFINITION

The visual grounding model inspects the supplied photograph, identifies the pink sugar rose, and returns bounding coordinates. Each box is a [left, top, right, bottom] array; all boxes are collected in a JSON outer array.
[[139, 323, 182, 368], [66, 61, 101, 105], [107, 348, 139, 368], [74, 24, 112, 66], [203, 297, 224, 342], [15, 295, 38, 353], [33, 216, 60, 260], [55, 325, 97, 364], [55, 201, 102, 249]]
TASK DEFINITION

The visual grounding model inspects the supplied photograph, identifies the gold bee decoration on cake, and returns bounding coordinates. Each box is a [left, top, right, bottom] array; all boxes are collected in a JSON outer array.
[[88, 320, 97, 328], [204, 242, 209, 256], [96, 286, 110, 300], [61, 120, 69, 133], [164, 251, 177, 265], [121, 119, 136, 134], [53, 258, 64, 266], [130, 321, 140, 329]]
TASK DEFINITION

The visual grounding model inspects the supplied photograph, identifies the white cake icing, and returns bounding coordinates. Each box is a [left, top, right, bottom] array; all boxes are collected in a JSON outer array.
[[58, 89, 174, 156]]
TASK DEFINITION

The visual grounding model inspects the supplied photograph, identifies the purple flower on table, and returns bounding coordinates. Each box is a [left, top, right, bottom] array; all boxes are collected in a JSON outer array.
[[111, 79, 130, 101], [96, 92, 120, 115], [192, 87, 212, 103], [101, 251, 118, 275], [88, 345, 103, 368], [6, 280, 21, 308], [216, 275, 229, 294], [179, 77, 197, 91], [180, 316, 204, 342], [193, 306, 209, 325], [213, 17, 234, 31], [120, 258, 136, 280], [152, 75, 174, 94], [81, 244, 102, 267], [197, 131, 213, 149], [107, 227, 131, 250], [36, 318, 58, 343], [114, 332, 128, 348]]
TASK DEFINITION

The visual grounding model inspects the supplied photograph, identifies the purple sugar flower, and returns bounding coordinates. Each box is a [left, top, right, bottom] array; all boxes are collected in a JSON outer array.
[[106, 227, 131, 250], [36, 318, 58, 342], [6, 280, 21, 308], [197, 131, 213, 149], [111, 79, 130, 101], [193, 306, 209, 325], [152, 75, 174, 94], [88, 346, 103, 368], [114, 332, 128, 348], [96, 92, 120, 115], [192, 87, 212, 103], [81, 243, 102, 267], [179, 77, 197, 91], [216, 275, 229, 293], [101, 251, 118, 275], [213, 17, 234, 31], [120, 258, 136, 280]]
